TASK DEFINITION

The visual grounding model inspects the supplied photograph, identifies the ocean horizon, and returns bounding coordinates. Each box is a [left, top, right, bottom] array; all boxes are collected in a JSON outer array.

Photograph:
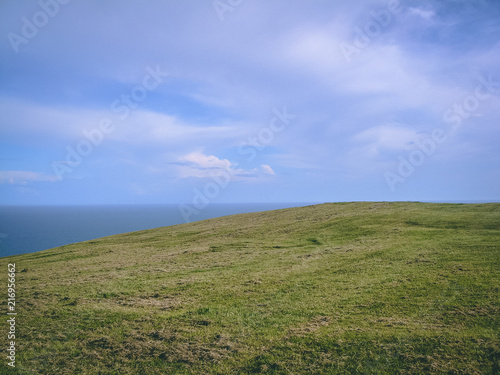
[[1, 200, 497, 258], [0, 203, 315, 257]]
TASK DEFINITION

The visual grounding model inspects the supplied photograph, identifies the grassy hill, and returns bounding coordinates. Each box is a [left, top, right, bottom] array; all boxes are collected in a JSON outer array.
[[1, 202, 499, 374]]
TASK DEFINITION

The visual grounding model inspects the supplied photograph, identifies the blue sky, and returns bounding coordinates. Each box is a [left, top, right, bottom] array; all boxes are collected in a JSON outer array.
[[0, 0, 499, 206]]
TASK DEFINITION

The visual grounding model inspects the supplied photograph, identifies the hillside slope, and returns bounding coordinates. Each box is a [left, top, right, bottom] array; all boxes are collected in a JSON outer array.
[[1, 202, 499, 374]]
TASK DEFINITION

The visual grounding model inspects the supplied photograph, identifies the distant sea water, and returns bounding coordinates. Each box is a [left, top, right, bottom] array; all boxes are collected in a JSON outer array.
[[0, 203, 313, 257]]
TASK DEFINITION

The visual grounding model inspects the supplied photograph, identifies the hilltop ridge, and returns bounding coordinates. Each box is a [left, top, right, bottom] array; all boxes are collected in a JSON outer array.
[[1, 202, 499, 374]]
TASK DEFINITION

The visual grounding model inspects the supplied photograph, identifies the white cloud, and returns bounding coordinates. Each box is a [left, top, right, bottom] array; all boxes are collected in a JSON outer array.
[[177, 152, 236, 179], [409, 7, 435, 21], [282, 25, 348, 76], [176, 152, 276, 181], [339, 124, 426, 175], [0, 97, 103, 140], [179, 151, 232, 170], [0, 171, 58, 185], [111, 110, 242, 145], [0, 98, 245, 150], [260, 164, 275, 175], [353, 125, 424, 156]]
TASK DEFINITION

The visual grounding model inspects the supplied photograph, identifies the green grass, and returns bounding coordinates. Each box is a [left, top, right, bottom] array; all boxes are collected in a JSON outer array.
[[1, 202, 499, 374]]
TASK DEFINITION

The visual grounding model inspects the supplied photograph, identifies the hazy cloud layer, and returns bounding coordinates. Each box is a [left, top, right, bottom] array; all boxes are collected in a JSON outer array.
[[0, 0, 499, 204]]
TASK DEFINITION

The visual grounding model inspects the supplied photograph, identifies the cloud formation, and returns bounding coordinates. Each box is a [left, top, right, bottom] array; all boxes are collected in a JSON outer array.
[[0, 171, 58, 185], [177, 152, 276, 181], [0, 0, 499, 204]]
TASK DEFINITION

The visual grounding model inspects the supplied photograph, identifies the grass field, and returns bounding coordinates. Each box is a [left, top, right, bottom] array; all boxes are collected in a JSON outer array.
[[1, 202, 499, 374]]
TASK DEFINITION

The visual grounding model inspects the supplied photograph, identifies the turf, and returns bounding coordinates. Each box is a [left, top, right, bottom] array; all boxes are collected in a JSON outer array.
[[1, 202, 499, 374]]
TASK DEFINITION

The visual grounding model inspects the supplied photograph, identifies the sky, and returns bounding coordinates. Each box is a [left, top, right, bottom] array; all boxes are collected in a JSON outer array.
[[0, 0, 499, 207]]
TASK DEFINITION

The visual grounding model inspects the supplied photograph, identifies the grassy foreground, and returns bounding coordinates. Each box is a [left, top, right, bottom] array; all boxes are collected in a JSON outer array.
[[1, 202, 499, 374]]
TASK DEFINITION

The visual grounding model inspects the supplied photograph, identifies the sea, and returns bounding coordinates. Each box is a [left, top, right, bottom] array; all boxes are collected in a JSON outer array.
[[0, 203, 313, 258]]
